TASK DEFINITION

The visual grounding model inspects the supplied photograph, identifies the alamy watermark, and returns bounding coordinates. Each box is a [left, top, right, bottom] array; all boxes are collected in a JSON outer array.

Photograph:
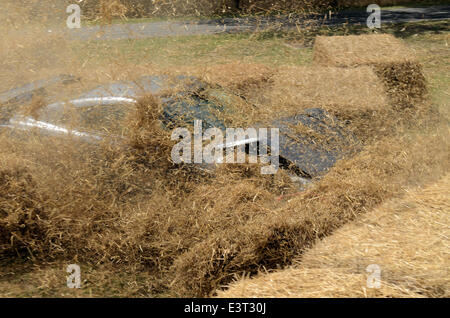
[[366, 264, 381, 289], [64, 3, 380, 31], [66, 3, 81, 29], [171, 120, 279, 175], [367, 4, 381, 29], [66, 264, 81, 289]]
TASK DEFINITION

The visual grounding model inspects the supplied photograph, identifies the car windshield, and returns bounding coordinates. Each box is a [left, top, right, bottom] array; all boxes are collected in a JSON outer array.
[[77, 103, 133, 135], [36, 102, 134, 136], [200, 88, 246, 110]]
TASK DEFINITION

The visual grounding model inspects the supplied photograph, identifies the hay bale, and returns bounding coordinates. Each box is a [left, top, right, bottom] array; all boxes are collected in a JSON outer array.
[[218, 173, 450, 298], [197, 62, 275, 95], [313, 34, 427, 109]]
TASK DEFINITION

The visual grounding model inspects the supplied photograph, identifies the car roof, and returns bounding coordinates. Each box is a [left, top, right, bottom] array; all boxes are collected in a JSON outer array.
[[77, 75, 206, 101]]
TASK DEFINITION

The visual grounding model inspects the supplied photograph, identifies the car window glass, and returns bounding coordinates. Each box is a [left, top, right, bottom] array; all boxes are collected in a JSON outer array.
[[78, 104, 133, 135]]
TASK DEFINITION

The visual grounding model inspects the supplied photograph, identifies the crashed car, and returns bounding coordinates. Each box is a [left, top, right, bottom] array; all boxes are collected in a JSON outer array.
[[0, 74, 358, 184]]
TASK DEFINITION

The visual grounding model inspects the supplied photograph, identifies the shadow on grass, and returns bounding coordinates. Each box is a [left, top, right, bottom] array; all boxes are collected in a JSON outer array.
[[386, 20, 450, 38], [254, 20, 449, 47]]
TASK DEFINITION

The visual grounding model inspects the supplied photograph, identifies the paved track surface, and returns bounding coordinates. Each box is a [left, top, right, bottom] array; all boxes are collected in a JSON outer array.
[[65, 5, 449, 41]]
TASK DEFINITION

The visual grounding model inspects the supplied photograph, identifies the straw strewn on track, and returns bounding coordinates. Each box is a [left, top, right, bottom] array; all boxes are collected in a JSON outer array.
[[218, 173, 450, 298], [0, 3, 448, 297], [172, 130, 449, 297]]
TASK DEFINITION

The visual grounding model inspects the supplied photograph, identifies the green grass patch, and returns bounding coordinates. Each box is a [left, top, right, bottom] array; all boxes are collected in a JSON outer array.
[[71, 32, 313, 68]]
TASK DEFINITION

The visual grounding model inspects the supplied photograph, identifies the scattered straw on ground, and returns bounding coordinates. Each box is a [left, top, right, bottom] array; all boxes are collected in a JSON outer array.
[[0, 4, 448, 297], [1, 53, 447, 297], [171, 130, 448, 296], [218, 173, 450, 298]]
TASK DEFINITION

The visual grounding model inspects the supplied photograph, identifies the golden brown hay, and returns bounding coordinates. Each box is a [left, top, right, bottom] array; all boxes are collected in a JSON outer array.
[[261, 65, 394, 142], [268, 66, 388, 112], [171, 130, 449, 297], [0, 0, 448, 297], [0, 56, 446, 297], [218, 173, 450, 298], [313, 34, 428, 109], [314, 34, 418, 68], [0, 154, 47, 256], [99, 0, 129, 23], [126, 94, 170, 153], [188, 62, 276, 97]]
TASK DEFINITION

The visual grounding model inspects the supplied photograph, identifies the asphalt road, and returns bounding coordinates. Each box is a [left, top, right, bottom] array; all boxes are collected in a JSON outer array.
[[65, 5, 450, 41]]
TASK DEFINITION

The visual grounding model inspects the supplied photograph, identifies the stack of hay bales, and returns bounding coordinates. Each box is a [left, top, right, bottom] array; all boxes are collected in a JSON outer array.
[[313, 34, 427, 109]]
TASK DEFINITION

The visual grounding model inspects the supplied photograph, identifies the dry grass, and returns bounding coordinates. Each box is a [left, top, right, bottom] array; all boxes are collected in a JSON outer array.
[[314, 34, 428, 109], [218, 173, 450, 298], [0, 93, 296, 292], [98, 0, 129, 23], [80, 0, 334, 18]]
